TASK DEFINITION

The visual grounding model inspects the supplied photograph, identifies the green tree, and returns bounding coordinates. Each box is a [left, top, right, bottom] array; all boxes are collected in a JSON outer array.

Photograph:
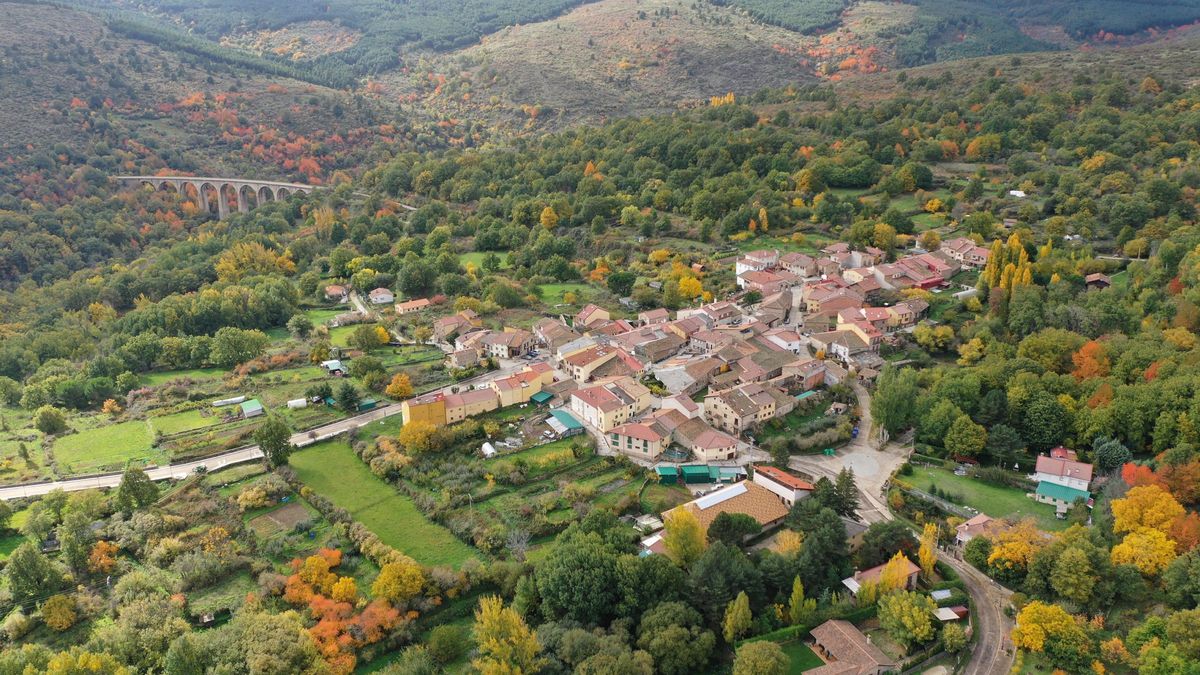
[[858, 520, 919, 569], [635, 601, 716, 675], [57, 509, 92, 573], [722, 591, 752, 642], [0, 499, 12, 531], [209, 327, 270, 367], [944, 415, 987, 457], [33, 406, 68, 435], [164, 634, 209, 675], [834, 468, 860, 518], [1050, 546, 1097, 606], [6, 543, 62, 609], [535, 532, 619, 624], [607, 271, 637, 298], [707, 512, 761, 547], [254, 414, 295, 468], [733, 641, 789, 675], [350, 324, 384, 353], [286, 314, 314, 339], [872, 367, 919, 434], [115, 467, 159, 513], [336, 381, 361, 413]]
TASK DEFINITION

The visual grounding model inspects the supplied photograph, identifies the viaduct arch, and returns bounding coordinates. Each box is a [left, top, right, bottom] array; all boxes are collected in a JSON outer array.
[[116, 175, 319, 219]]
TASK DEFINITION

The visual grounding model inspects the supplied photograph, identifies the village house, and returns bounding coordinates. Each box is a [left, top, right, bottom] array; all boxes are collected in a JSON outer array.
[[671, 416, 741, 462], [752, 464, 814, 506], [784, 358, 827, 391], [842, 555, 921, 596], [444, 388, 500, 424], [779, 251, 817, 277], [1033, 452, 1093, 512], [534, 318, 582, 353], [607, 420, 671, 460], [661, 394, 702, 419], [367, 288, 395, 305], [568, 377, 652, 432], [704, 382, 794, 434], [808, 329, 873, 364], [1085, 272, 1112, 290], [809, 620, 899, 675], [955, 513, 996, 546], [764, 327, 804, 354], [940, 237, 991, 268], [394, 297, 431, 315], [489, 363, 555, 407], [574, 304, 611, 329], [482, 329, 535, 359], [737, 269, 797, 294], [446, 349, 478, 370], [735, 249, 780, 276], [638, 308, 670, 325], [433, 309, 482, 341], [401, 392, 448, 427], [324, 284, 349, 302], [561, 344, 644, 383]]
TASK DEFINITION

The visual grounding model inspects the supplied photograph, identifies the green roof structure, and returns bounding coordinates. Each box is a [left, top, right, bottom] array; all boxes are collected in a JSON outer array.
[[1035, 481, 1089, 504], [549, 409, 583, 431], [681, 465, 712, 483], [240, 399, 264, 417], [656, 466, 679, 484], [530, 391, 554, 405]]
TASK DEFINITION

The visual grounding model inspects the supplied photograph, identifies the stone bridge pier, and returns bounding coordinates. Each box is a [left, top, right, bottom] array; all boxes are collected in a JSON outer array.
[[116, 175, 318, 219]]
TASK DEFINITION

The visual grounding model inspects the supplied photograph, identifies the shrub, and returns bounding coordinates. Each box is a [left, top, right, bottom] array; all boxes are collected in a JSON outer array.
[[427, 624, 466, 664]]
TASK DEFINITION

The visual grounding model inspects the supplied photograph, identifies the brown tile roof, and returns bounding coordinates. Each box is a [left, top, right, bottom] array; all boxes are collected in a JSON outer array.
[[754, 464, 815, 491], [666, 480, 789, 531], [809, 620, 897, 674], [1035, 456, 1094, 483]]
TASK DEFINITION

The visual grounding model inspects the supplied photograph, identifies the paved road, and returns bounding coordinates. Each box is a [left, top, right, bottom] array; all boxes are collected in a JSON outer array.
[[0, 360, 532, 501], [793, 380, 1013, 675]]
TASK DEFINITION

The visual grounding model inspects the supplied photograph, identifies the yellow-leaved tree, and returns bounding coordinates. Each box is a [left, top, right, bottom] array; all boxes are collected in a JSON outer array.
[[385, 373, 413, 400], [372, 559, 425, 604], [1111, 527, 1177, 576], [398, 421, 437, 454], [1011, 601, 1087, 654], [472, 595, 545, 675], [663, 508, 707, 567], [539, 206, 559, 230], [1111, 485, 1185, 535], [918, 523, 938, 579]]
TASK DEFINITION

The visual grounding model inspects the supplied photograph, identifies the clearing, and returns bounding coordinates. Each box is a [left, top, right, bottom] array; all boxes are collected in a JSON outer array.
[[290, 440, 478, 567], [910, 466, 1066, 531], [53, 419, 163, 474], [247, 501, 314, 537]]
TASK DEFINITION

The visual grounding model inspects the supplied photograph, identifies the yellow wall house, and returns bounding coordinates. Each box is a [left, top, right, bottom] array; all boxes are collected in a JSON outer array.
[[401, 392, 448, 427], [445, 388, 500, 424], [490, 362, 555, 407]]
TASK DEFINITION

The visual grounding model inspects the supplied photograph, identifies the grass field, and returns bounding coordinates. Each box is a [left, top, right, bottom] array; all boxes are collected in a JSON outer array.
[[290, 441, 477, 567], [781, 640, 824, 673], [149, 409, 220, 435], [187, 570, 257, 615], [53, 420, 164, 474], [459, 251, 509, 269], [537, 282, 596, 305], [911, 466, 1066, 531], [142, 368, 226, 387], [0, 531, 26, 559]]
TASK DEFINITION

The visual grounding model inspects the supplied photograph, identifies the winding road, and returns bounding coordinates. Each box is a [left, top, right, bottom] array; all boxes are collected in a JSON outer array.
[[791, 380, 1014, 674]]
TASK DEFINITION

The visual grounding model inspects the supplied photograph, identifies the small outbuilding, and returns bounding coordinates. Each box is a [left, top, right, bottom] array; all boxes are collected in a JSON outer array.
[[482, 442, 497, 458], [240, 399, 264, 419]]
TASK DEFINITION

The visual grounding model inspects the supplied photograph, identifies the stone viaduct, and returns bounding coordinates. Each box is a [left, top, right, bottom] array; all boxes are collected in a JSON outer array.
[[116, 175, 319, 219]]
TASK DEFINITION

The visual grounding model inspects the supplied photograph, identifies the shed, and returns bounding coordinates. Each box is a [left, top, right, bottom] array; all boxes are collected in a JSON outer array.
[[530, 391, 554, 406], [656, 466, 679, 485], [286, 398, 308, 409], [212, 395, 246, 408], [358, 398, 378, 412], [321, 359, 345, 374], [935, 607, 965, 622], [681, 465, 712, 484], [482, 442, 497, 458], [240, 399, 264, 418], [548, 409, 584, 437], [710, 466, 746, 482]]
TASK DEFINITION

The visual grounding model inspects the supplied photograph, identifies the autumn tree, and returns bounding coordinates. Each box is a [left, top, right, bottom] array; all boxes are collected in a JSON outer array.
[[215, 241, 292, 282], [539, 206, 559, 230], [88, 540, 119, 574], [472, 595, 544, 674], [663, 508, 707, 567], [733, 641, 788, 675], [1112, 528, 1177, 576], [398, 420, 437, 454], [722, 591, 752, 642], [987, 519, 1043, 584], [1112, 485, 1185, 535], [1072, 341, 1111, 380], [101, 399, 122, 416], [1011, 601, 1092, 669], [42, 594, 77, 631], [372, 559, 425, 605], [878, 591, 937, 651], [788, 576, 816, 626], [330, 576, 357, 603], [385, 373, 413, 400], [918, 523, 938, 579]]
